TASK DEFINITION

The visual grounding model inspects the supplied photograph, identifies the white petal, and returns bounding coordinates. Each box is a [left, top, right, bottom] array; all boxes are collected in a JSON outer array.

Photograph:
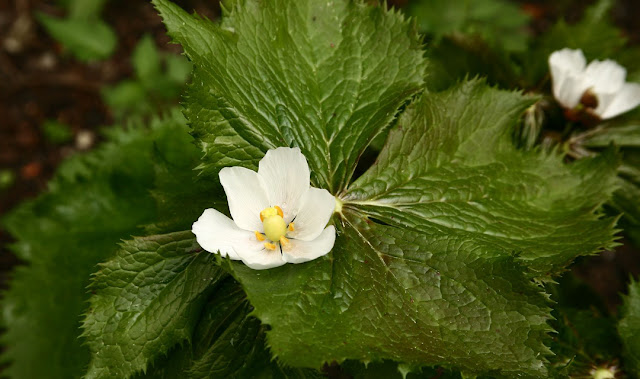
[[234, 245, 286, 270], [282, 226, 336, 264], [219, 166, 269, 232], [552, 72, 589, 109], [549, 49, 589, 108], [288, 187, 335, 241], [597, 82, 640, 119], [584, 59, 627, 94], [258, 147, 310, 223], [549, 48, 586, 80], [192, 208, 256, 260]]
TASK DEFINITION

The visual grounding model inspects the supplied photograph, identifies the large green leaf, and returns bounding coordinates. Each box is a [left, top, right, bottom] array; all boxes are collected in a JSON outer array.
[[619, 278, 640, 376], [1, 111, 210, 379], [344, 79, 618, 275], [82, 232, 224, 379], [223, 80, 618, 376], [227, 217, 552, 376], [154, 0, 427, 192]]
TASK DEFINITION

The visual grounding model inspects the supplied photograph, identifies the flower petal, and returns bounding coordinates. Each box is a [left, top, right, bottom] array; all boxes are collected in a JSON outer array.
[[549, 48, 586, 79], [288, 187, 335, 241], [192, 208, 259, 260], [282, 226, 336, 264], [234, 244, 286, 270], [258, 147, 310, 223], [219, 166, 269, 232], [553, 73, 588, 109], [549, 49, 588, 109], [584, 59, 627, 94], [597, 82, 640, 119]]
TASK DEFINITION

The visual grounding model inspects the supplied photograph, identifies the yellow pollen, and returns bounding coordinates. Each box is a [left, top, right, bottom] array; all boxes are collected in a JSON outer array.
[[254, 231, 265, 241], [260, 206, 287, 242], [264, 242, 276, 250], [288, 222, 295, 232], [280, 236, 290, 248]]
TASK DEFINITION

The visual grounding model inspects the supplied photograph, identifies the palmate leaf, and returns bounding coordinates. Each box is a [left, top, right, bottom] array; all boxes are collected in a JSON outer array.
[[344, 80, 618, 276], [222, 80, 618, 377], [154, 0, 427, 192]]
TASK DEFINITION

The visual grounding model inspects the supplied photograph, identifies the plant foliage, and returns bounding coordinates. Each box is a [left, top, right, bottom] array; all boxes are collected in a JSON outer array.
[[2, 0, 638, 378]]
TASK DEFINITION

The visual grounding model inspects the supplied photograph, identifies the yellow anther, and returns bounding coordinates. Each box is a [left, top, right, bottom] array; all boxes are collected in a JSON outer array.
[[260, 207, 279, 222], [254, 231, 265, 241], [274, 205, 284, 218], [280, 236, 290, 248], [264, 242, 276, 250], [288, 222, 295, 232]]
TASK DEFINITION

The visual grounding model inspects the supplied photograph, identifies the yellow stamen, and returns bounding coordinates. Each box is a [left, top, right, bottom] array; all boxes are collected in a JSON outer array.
[[254, 231, 265, 241], [264, 242, 276, 250], [274, 205, 283, 217], [280, 236, 290, 248], [288, 222, 295, 232]]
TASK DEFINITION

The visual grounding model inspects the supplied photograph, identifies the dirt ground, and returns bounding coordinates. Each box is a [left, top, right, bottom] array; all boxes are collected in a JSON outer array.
[[0, 0, 639, 327]]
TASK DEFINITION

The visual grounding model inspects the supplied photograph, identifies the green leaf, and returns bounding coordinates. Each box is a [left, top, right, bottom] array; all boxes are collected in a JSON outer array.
[[154, 0, 427, 192], [0, 169, 15, 190], [346, 79, 618, 275], [42, 119, 74, 144], [165, 54, 192, 85], [227, 217, 552, 377], [132, 34, 162, 87], [224, 79, 618, 377], [82, 232, 225, 379], [584, 125, 640, 148], [102, 80, 150, 117], [136, 277, 324, 379], [610, 177, 640, 245], [407, 0, 530, 52], [38, 13, 117, 61], [619, 278, 640, 376], [1, 111, 207, 378], [424, 36, 521, 91], [68, 0, 108, 20]]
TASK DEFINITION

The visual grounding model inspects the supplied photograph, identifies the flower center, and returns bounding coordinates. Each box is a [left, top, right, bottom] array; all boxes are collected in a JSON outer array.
[[260, 206, 287, 242], [579, 88, 598, 109]]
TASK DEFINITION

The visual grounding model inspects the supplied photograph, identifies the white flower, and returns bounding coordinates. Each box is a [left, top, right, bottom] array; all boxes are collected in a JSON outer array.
[[192, 147, 336, 270], [548, 48, 640, 120]]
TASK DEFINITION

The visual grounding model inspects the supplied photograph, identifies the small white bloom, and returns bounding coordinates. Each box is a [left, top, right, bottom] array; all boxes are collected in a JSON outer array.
[[549, 48, 640, 120], [192, 147, 336, 270]]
